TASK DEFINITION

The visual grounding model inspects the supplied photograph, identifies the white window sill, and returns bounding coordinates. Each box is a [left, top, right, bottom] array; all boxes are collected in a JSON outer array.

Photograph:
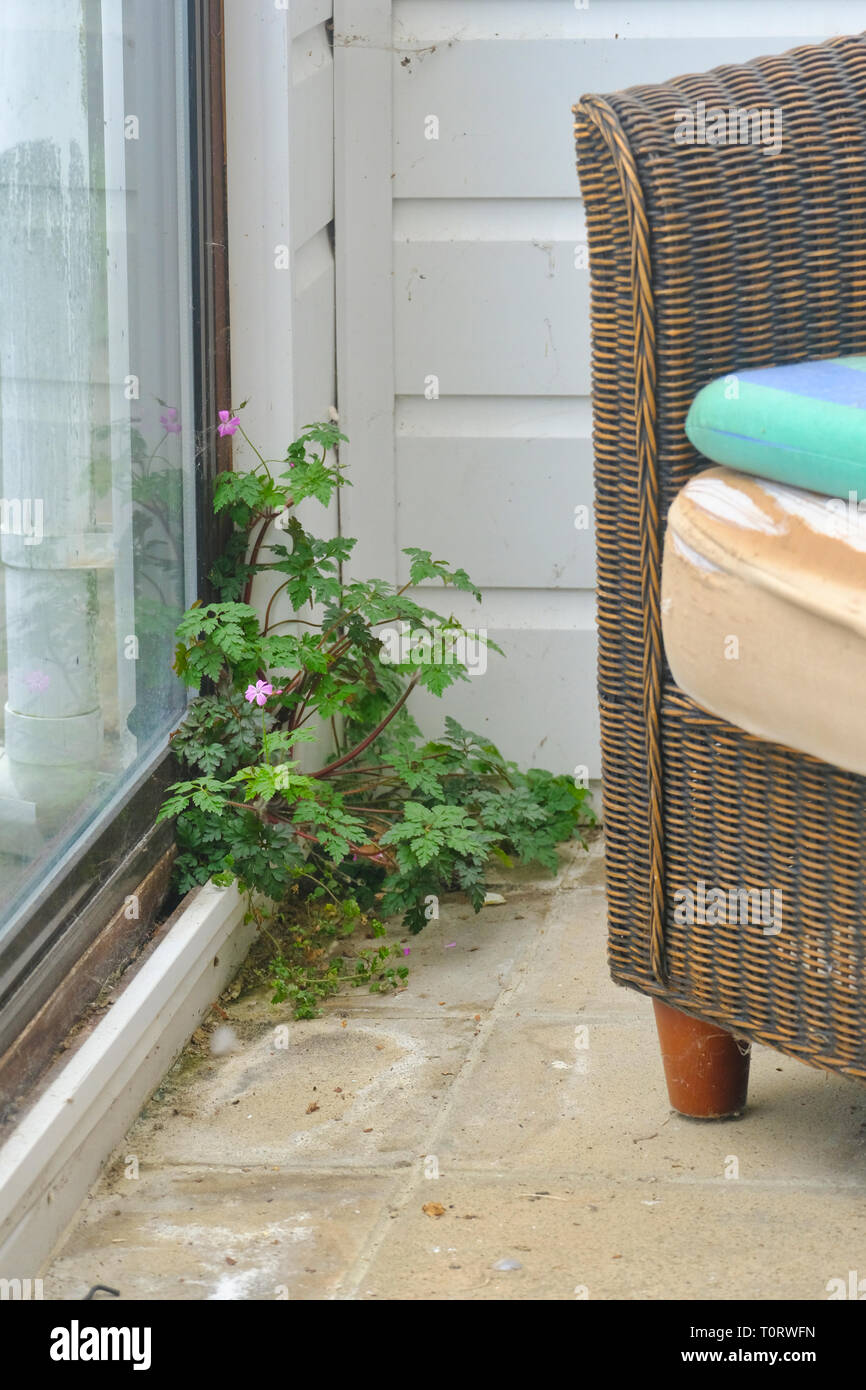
[[0, 879, 256, 1278]]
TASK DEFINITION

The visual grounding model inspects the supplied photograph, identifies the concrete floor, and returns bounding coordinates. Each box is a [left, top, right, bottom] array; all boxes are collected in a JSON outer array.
[[44, 835, 866, 1300]]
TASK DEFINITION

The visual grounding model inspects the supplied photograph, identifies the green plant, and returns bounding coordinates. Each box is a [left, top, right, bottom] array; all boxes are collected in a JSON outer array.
[[251, 897, 408, 1019], [158, 409, 593, 1015]]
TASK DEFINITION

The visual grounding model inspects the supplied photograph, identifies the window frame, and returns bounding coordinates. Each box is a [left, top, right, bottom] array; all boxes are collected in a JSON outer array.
[[0, 0, 231, 1069]]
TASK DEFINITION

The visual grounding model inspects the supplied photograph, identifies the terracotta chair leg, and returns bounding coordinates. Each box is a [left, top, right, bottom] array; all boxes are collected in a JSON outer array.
[[653, 999, 750, 1118]]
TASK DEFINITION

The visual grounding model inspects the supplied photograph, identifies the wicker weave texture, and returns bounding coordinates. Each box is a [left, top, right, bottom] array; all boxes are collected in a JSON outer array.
[[573, 33, 866, 1080]]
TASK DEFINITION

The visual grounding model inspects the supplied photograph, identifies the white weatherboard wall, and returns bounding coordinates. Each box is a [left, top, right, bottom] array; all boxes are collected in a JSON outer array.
[[333, 0, 865, 780]]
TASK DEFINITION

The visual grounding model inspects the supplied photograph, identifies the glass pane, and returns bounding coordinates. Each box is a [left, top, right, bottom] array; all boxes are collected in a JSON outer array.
[[0, 1, 194, 938]]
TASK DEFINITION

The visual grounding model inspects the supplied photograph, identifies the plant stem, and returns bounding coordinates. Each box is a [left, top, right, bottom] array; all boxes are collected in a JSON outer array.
[[237, 424, 273, 472], [262, 580, 289, 634], [312, 674, 420, 780], [242, 510, 279, 604]]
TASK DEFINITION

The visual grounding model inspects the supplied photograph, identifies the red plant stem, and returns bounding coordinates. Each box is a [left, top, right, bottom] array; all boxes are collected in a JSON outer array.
[[326, 636, 353, 664], [282, 671, 306, 698], [242, 510, 279, 605], [330, 767, 394, 781], [263, 613, 320, 636], [290, 825, 373, 858], [335, 750, 444, 777], [316, 611, 352, 648], [268, 672, 306, 726], [262, 580, 290, 634], [224, 799, 264, 817], [312, 674, 420, 780], [289, 679, 319, 728], [334, 783, 392, 798]]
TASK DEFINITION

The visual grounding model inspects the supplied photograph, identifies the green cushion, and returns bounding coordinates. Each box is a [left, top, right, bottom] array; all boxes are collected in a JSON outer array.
[[685, 355, 866, 497]]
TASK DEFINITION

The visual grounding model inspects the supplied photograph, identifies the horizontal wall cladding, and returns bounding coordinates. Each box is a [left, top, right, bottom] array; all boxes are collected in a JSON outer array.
[[411, 625, 600, 778], [394, 236, 589, 397], [392, 0, 858, 43], [390, 29, 827, 198], [402, 585, 598, 772], [395, 434, 595, 590], [335, 0, 865, 778]]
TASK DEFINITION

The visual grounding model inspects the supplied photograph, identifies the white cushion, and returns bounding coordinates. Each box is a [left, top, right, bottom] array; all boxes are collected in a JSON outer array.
[[662, 466, 866, 775]]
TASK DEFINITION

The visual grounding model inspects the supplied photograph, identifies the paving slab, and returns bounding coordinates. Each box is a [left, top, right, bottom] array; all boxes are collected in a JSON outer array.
[[44, 1165, 399, 1302], [304, 893, 541, 1018], [345, 1175, 866, 1301], [437, 1013, 866, 1185], [126, 1015, 481, 1169], [511, 884, 638, 1015]]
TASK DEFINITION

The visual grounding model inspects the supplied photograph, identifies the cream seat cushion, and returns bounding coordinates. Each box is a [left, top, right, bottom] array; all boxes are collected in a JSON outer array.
[[662, 466, 866, 776]]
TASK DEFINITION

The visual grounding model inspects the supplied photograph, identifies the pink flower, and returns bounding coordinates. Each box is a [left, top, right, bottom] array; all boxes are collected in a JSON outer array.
[[160, 407, 181, 434], [402, 947, 411, 957], [244, 679, 274, 706], [218, 410, 240, 437]]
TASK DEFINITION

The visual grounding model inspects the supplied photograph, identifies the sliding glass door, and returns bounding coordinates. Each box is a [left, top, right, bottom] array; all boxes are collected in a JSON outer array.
[[0, 0, 214, 1046]]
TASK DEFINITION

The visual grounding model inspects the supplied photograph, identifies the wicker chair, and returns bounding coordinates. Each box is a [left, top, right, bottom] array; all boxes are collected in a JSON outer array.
[[573, 32, 866, 1117]]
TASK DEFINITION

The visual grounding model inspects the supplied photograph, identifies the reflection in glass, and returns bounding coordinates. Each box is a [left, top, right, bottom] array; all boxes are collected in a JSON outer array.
[[0, 0, 194, 934]]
